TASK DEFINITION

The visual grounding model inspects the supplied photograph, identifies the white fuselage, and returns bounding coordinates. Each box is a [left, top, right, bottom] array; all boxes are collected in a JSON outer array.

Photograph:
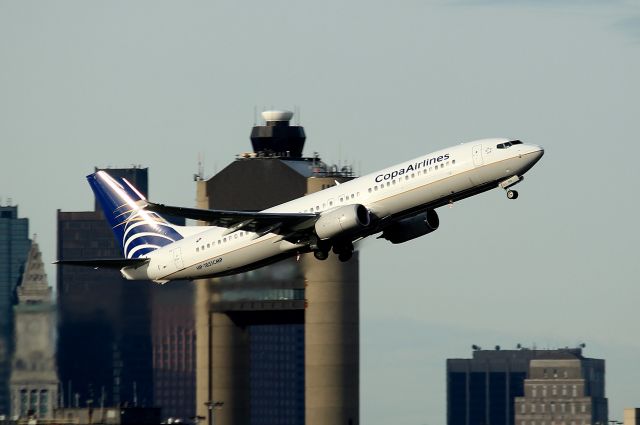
[[121, 138, 543, 282]]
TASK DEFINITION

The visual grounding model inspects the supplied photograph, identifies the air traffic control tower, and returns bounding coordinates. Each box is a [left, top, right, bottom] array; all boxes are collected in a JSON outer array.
[[195, 111, 359, 425]]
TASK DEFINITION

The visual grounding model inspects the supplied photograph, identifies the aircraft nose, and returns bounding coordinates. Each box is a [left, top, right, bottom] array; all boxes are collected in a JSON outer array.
[[525, 145, 544, 164]]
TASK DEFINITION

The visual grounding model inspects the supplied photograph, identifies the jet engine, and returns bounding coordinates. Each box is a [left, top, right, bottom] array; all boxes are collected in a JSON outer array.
[[380, 210, 439, 244], [315, 204, 371, 240]]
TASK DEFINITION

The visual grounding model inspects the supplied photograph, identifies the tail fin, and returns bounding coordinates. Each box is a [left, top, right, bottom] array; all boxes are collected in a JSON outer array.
[[88, 171, 185, 259]]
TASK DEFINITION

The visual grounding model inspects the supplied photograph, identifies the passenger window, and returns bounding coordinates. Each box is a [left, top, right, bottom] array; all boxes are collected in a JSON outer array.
[[201, 245, 205, 250], [234, 234, 238, 239], [223, 238, 227, 243], [392, 180, 396, 185], [329, 201, 333, 206], [218, 240, 221, 244], [351, 194, 355, 199], [452, 160, 456, 165], [374, 186, 378, 191], [207, 243, 210, 248], [368, 188, 372, 193], [405, 175, 409, 180], [196, 247, 199, 252], [386, 182, 390, 187]]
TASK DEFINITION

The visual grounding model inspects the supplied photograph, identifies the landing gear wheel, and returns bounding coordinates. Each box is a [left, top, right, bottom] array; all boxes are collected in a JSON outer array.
[[338, 250, 353, 262], [314, 250, 329, 261], [507, 190, 519, 200]]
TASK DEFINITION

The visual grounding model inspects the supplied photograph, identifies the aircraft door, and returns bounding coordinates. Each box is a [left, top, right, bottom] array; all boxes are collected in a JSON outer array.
[[171, 248, 184, 270], [472, 144, 484, 166]]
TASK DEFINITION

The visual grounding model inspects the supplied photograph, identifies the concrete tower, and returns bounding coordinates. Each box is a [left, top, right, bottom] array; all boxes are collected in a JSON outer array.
[[10, 240, 59, 419], [195, 111, 359, 425]]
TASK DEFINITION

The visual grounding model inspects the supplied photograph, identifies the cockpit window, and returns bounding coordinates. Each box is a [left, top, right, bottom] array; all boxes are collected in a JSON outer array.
[[497, 140, 523, 149]]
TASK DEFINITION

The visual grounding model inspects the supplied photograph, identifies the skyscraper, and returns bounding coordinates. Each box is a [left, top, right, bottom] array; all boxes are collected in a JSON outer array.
[[10, 240, 59, 419], [514, 349, 607, 425], [195, 111, 359, 425], [0, 206, 31, 416], [447, 347, 605, 425], [56, 168, 195, 419]]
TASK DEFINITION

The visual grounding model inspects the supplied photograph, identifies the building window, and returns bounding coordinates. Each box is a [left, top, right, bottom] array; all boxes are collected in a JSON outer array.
[[562, 385, 567, 396], [572, 385, 577, 397], [521, 403, 526, 413], [39, 390, 48, 416], [531, 403, 536, 413], [542, 386, 547, 396], [552, 385, 557, 395], [532, 385, 537, 397]]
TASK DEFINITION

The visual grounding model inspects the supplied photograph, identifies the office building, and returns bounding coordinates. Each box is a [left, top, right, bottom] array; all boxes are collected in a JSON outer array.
[[447, 346, 605, 425], [10, 240, 59, 419], [195, 111, 359, 425], [57, 168, 195, 420], [514, 349, 607, 425], [0, 206, 31, 416]]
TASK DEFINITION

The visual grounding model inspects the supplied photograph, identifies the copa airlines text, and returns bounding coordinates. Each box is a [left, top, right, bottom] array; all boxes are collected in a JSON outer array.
[[56, 138, 544, 283]]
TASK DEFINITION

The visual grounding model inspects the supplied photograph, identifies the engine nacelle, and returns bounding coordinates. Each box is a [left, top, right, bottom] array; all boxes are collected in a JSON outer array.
[[380, 210, 439, 244], [315, 204, 370, 240]]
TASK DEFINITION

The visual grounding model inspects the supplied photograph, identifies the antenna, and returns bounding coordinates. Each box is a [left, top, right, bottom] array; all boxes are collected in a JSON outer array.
[[194, 153, 205, 181], [253, 105, 257, 126]]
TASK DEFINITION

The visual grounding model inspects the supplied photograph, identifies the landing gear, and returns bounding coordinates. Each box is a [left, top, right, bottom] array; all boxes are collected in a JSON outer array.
[[499, 175, 522, 200], [333, 242, 354, 262], [312, 239, 354, 262], [338, 250, 353, 262], [313, 250, 329, 261]]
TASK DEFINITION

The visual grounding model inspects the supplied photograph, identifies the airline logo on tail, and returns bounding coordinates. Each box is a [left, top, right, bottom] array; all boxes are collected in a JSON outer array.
[[88, 171, 184, 258]]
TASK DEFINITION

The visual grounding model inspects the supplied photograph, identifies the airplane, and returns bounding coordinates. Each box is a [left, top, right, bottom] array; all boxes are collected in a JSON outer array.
[[56, 138, 543, 283]]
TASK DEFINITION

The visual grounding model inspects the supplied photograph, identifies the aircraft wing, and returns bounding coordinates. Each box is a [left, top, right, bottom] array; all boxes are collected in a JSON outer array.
[[142, 201, 318, 235], [54, 258, 150, 269]]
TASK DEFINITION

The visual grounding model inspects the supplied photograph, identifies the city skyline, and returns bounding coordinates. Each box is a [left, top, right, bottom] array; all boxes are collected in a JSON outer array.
[[1, 1, 639, 424]]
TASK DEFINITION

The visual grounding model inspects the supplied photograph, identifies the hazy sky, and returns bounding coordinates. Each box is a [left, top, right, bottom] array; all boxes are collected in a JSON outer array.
[[1, 1, 639, 424]]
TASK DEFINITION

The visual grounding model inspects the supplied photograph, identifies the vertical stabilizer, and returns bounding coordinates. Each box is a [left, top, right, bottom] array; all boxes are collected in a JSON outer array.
[[88, 171, 184, 258]]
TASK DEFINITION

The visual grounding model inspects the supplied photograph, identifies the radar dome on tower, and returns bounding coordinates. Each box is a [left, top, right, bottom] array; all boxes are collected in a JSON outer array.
[[261, 110, 294, 123]]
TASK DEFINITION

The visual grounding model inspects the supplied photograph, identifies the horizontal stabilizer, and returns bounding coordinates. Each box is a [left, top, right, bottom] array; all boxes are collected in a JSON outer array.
[[54, 258, 149, 269]]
